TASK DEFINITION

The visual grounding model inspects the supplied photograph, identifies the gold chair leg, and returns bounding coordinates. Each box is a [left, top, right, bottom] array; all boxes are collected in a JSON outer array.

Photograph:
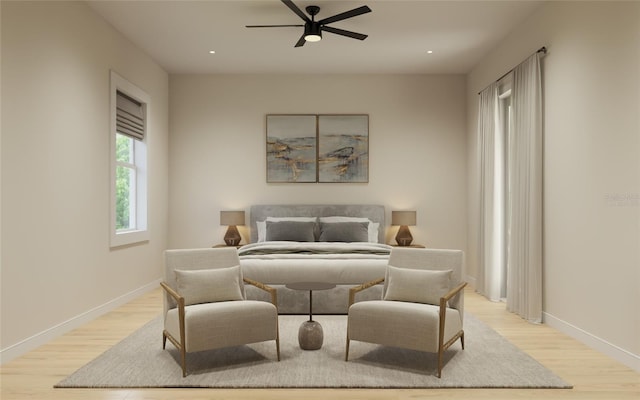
[[163, 331, 187, 377], [345, 336, 350, 361], [181, 347, 187, 377], [437, 346, 443, 379]]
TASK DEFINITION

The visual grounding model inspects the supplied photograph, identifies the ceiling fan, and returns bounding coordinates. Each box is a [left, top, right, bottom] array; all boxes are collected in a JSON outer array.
[[246, 0, 372, 47]]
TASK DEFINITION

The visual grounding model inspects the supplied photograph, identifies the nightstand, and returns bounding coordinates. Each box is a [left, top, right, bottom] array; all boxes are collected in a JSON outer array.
[[390, 244, 426, 248], [212, 244, 244, 249]]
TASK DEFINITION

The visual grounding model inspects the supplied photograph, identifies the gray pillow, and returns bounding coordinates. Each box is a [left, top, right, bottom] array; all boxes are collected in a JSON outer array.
[[319, 222, 369, 242], [384, 266, 452, 306], [265, 220, 316, 242]]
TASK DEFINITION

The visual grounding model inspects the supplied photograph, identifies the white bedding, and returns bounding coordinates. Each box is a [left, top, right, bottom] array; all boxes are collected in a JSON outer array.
[[239, 241, 391, 285], [239, 241, 391, 258]]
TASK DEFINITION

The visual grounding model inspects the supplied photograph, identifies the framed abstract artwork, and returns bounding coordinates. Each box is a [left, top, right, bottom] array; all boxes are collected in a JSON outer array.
[[318, 114, 369, 183], [266, 114, 369, 183], [266, 115, 317, 183]]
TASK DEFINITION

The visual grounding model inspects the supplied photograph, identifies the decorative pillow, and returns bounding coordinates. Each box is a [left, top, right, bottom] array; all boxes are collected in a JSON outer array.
[[319, 222, 369, 242], [383, 266, 452, 306], [175, 266, 243, 306], [265, 220, 316, 242], [257, 217, 317, 242], [318, 216, 379, 243], [368, 222, 380, 243]]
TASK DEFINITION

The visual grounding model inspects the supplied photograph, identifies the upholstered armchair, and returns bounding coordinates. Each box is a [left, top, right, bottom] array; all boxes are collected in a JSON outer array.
[[345, 248, 467, 378], [160, 248, 280, 377]]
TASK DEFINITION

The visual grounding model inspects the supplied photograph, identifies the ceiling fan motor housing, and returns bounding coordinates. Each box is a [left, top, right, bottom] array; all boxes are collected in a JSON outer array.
[[305, 21, 322, 41]]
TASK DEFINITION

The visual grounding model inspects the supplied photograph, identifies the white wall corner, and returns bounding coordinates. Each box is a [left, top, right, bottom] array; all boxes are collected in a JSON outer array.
[[0, 279, 161, 365], [465, 275, 477, 289], [543, 312, 640, 373]]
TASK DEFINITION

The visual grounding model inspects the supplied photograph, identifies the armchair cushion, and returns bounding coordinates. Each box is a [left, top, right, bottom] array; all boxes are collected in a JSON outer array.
[[348, 300, 462, 353], [165, 300, 278, 353], [383, 266, 452, 306], [175, 265, 243, 306]]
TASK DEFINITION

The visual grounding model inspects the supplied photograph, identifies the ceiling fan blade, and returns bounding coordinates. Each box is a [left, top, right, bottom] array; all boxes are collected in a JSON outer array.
[[246, 24, 304, 28], [322, 26, 368, 40], [294, 33, 306, 47], [317, 5, 371, 25], [281, 0, 311, 23]]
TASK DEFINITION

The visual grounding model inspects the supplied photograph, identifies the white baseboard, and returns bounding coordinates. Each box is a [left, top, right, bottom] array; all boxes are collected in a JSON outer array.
[[0, 279, 161, 365], [543, 311, 640, 372]]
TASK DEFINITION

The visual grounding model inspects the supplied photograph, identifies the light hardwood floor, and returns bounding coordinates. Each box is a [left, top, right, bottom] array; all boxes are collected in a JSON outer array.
[[1, 287, 638, 400]]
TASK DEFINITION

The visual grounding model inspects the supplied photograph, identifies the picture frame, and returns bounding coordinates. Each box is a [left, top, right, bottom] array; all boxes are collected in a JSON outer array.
[[318, 114, 369, 183], [266, 114, 369, 183], [266, 114, 317, 183]]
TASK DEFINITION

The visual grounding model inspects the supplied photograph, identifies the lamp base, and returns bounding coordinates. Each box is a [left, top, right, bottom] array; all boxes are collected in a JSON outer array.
[[395, 225, 413, 246], [224, 225, 241, 246]]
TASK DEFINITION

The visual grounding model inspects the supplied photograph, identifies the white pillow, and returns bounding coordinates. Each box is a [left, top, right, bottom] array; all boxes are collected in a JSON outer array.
[[383, 265, 452, 306], [175, 266, 244, 306], [257, 217, 317, 242], [318, 216, 379, 243]]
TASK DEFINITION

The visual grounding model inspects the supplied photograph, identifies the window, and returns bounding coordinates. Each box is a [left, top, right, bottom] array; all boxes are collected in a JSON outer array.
[[110, 71, 149, 247], [495, 79, 512, 300]]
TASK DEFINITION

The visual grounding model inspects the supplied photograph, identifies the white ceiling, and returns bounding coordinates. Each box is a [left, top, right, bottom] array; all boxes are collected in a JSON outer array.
[[87, 0, 544, 75]]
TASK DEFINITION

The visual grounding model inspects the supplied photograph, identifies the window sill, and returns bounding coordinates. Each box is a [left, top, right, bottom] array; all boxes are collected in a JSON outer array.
[[110, 229, 149, 248]]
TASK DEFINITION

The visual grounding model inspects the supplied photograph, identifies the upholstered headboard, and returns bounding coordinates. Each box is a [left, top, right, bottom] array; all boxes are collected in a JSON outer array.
[[249, 204, 386, 243]]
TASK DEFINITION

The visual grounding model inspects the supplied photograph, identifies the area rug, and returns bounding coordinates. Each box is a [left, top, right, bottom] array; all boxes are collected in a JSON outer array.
[[55, 314, 571, 389]]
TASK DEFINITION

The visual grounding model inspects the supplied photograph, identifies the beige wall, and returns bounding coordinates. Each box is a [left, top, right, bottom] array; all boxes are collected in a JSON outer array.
[[467, 1, 640, 369], [0, 1, 169, 359], [168, 74, 468, 253]]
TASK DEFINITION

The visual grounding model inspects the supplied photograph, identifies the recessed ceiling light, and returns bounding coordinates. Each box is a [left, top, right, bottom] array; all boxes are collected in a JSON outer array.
[[209, 50, 216, 54], [427, 50, 433, 54]]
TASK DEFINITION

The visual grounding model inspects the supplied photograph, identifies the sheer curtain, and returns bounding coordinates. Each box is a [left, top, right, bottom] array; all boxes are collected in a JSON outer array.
[[476, 51, 543, 322], [507, 52, 543, 323], [476, 82, 504, 302]]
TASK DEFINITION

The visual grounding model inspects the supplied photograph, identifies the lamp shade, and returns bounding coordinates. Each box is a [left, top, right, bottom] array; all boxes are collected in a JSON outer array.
[[391, 211, 416, 226], [220, 211, 245, 226]]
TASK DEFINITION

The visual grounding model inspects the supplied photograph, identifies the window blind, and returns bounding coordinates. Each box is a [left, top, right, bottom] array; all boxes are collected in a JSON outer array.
[[116, 91, 145, 141]]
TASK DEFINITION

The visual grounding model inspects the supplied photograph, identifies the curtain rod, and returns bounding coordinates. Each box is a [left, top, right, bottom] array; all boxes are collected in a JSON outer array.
[[477, 46, 547, 95]]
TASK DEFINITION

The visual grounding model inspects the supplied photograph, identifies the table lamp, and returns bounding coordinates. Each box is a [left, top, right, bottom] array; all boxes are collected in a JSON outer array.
[[392, 210, 416, 246], [220, 210, 245, 246]]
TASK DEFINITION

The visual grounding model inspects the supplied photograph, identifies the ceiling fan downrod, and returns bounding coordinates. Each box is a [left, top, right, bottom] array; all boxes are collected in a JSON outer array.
[[304, 6, 322, 42]]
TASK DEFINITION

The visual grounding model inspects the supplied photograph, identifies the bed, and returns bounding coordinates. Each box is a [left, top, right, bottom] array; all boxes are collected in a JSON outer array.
[[239, 204, 391, 314]]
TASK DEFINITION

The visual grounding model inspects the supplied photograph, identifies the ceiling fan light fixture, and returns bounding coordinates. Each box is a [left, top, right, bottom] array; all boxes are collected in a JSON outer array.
[[304, 22, 322, 42], [305, 33, 322, 42]]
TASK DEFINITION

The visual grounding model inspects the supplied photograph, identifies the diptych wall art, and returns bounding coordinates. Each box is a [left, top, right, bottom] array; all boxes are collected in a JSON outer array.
[[266, 114, 317, 183], [318, 114, 369, 183], [266, 114, 369, 183]]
